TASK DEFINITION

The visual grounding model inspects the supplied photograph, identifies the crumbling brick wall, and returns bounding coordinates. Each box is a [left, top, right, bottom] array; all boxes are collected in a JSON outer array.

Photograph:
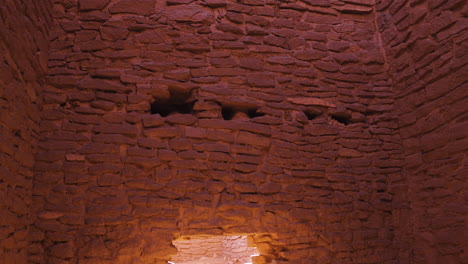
[[375, 0, 467, 263], [0, 0, 52, 263], [31, 1, 404, 263]]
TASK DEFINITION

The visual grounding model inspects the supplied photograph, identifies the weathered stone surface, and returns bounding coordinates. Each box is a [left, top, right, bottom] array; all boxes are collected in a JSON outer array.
[[1, 0, 464, 263], [301, 0, 331, 7], [0, 0, 52, 261], [144, 127, 183, 137], [202, 0, 228, 8], [79, 0, 111, 11], [166, 5, 215, 23], [247, 73, 276, 87], [100, 26, 129, 41], [109, 0, 155, 15], [287, 98, 336, 107], [78, 76, 132, 93], [377, 0, 466, 263]]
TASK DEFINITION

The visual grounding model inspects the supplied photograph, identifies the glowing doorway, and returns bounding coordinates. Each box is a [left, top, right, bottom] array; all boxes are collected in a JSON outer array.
[[169, 235, 258, 264]]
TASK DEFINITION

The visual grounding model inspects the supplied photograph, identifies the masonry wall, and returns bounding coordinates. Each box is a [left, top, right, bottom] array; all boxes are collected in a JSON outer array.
[[30, 1, 406, 263], [375, 0, 467, 263], [0, 0, 52, 263]]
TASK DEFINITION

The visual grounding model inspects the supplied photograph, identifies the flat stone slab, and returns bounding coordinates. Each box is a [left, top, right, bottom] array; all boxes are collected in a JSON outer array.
[[287, 97, 336, 107]]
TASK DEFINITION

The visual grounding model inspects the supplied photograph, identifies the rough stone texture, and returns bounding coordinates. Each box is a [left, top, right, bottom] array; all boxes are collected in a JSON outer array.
[[0, 0, 465, 263], [31, 1, 403, 263], [0, 0, 52, 263], [376, 1, 467, 263]]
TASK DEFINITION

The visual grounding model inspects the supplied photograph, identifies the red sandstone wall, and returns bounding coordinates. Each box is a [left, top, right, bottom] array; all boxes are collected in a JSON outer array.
[[375, 0, 467, 263], [32, 0, 403, 263], [0, 0, 52, 263]]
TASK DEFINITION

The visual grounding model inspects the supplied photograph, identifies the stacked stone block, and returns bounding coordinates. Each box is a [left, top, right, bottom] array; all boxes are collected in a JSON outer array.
[[375, 0, 467, 263], [0, 0, 52, 263]]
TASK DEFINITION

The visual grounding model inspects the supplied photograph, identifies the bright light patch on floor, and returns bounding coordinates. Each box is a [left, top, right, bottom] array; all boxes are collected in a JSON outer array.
[[169, 235, 258, 264]]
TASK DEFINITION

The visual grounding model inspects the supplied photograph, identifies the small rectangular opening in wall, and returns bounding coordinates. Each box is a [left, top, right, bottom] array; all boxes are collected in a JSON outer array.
[[169, 235, 258, 264]]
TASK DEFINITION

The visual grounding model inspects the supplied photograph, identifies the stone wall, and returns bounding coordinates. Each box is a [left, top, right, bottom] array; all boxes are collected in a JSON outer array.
[[0, 0, 52, 263], [375, 0, 467, 263], [0, 0, 464, 263], [31, 0, 404, 263]]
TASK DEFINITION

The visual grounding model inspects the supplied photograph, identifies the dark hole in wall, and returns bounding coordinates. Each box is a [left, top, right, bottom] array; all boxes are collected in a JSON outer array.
[[90, 75, 115, 80], [304, 111, 320, 120], [99, 90, 117, 94], [14, 130, 21, 138], [221, 107, 235, 120], [151, 101, 194, 117], [221, 106, 264, 120], [303, 107, 322, 121], [247, 108, 265, 118], [330, 113, 351, 125], [150, 89, 195, 117]]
